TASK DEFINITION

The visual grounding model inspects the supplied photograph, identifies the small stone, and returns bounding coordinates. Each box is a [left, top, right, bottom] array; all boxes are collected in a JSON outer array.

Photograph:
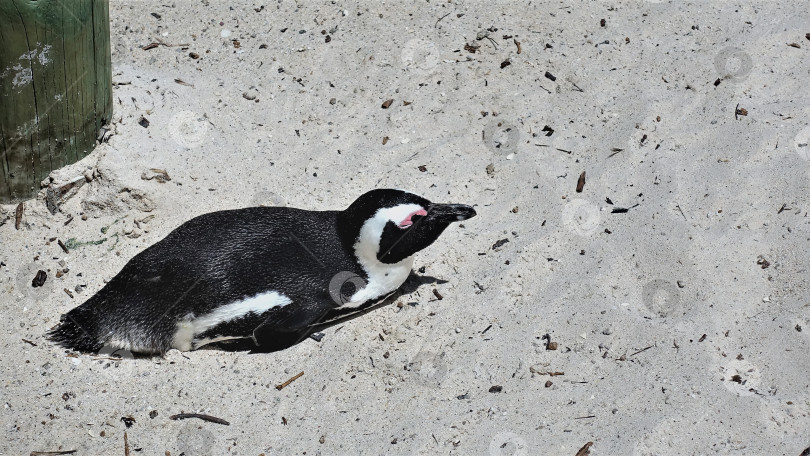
[[547, 342, 558, 351], [544, 380, 552, 388], [488, 385, 503, 393], [329, 98, 336, 105]]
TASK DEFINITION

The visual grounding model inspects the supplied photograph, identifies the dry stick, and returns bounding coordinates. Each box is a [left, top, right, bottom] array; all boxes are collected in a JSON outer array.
[[169, 413, 230, 425], [575, 441, 594, 456], [630, 345, 655, 357], [124, 431, 130, 456], [30, 451, 77, 456], [276, 371, 304, 390], [15, 202, 23, 230]]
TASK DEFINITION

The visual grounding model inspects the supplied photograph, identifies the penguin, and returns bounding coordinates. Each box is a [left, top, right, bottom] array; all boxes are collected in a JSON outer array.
[[47, 189, 476, 354]]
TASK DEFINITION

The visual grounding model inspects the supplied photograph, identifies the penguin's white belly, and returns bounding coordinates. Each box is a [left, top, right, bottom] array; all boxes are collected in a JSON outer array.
[[171, 290, 292, 350], [344, 256, 414, 309]]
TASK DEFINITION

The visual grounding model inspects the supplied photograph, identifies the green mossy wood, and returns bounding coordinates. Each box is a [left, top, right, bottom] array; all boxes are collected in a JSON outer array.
[[0, 0, 111, 204]]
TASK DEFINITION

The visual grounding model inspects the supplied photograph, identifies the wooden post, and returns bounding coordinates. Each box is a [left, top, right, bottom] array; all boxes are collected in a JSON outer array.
[[0, 0, 112, 204]]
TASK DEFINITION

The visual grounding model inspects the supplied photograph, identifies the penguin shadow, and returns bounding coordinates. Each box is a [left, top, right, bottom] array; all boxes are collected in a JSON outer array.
[[210, 273, 447, 354]]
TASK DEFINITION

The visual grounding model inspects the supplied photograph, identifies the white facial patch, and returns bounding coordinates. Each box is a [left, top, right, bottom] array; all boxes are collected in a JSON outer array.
[[171, 290, 292, 351], [344, 203, 424, 308]]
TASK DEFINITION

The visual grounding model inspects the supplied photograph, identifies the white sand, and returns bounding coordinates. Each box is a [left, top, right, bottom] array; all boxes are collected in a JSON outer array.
[[2, 1, 810, 454]]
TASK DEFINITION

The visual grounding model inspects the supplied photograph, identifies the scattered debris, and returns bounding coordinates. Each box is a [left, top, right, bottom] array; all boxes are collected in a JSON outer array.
[[787, 42, 801, 49], [142, 42, 159, 50], [513, 39, 522, 54], [169, 413, 230, 425], [735, 104, 747, 120], [141, 168, 171, 183], [138, 116, 150, 128], [576, 171, 586, 193], [500, 59, 511, 69], [464, 43, 480, 53], [276, 371, 304, 390], [544, 71, 556, 81], [756, 255, 770, 269], [432, 289, 443, 300], [189, 52, 200, 59], [15, 202, 24, 229], [381, 99, 394, 109], [575, 441, 594, 456], [30, 450, 77, 455], [382, 136, 389, 145], [492, 238, 509, 250], [120, 416, 136, 428], [32, 270, 47, 288], [488, 385, 503, 393], [417, 165, 427, 172], [698, 334, 707, 342], [544, 380, 553, 387]]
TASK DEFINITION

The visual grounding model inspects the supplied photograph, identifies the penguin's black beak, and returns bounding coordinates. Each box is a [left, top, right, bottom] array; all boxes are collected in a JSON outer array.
[[427, 203, 477, 223]]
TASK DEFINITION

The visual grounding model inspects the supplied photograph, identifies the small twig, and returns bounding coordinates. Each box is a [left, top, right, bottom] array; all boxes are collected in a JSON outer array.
[[30, 451, 77, 456], [434, 12, 451, 28], [276, 371, 304, 390], [630, 345, 654, 357], [675, 204, 687, 220], [432, 289, 444, 300], [124, 430, 130, 456], [174, 78, 194, 88], [569, 81, 584, 92], [513, 39, 522, 54], [57, 239, 69, 254], [574, 415, 596, 419], [15, 202, 23, 230], [607, 148, 624, 158], [574, 441, 594, 456], [169, 413, 230, 425], [22, 338, 38, 346]]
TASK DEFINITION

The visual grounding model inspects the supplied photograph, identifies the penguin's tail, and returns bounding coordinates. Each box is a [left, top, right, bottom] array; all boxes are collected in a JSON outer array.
[[47, 304, 105, 353]]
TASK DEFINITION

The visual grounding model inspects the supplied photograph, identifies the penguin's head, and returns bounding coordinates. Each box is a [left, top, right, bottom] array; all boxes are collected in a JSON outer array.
[[339, 189, 476, 265]]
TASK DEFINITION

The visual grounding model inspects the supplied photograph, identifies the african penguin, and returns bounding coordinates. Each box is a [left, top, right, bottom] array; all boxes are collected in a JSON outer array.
[[47, 189, 476, 354]]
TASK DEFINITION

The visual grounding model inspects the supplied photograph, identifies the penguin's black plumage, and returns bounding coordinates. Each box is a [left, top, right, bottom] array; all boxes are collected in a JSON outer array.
[[47, 189, 475, 354]]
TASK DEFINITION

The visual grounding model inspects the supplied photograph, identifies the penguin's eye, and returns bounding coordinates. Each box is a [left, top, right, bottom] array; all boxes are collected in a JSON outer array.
[[397, 208, 428, 229]]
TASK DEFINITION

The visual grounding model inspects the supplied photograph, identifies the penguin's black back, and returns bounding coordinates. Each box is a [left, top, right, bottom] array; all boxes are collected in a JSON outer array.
[[49, 206, 362, 353]]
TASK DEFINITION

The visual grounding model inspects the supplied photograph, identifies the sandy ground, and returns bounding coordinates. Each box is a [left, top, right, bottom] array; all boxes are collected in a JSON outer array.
[[2, 0, 810, 454]]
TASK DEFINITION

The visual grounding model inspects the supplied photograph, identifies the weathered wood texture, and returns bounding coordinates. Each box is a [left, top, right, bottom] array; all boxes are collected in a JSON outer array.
[[0, 0, 111, 204]]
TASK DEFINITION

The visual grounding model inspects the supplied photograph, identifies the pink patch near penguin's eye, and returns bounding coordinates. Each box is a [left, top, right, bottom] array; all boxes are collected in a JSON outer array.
[[398, 209, 428, 228]]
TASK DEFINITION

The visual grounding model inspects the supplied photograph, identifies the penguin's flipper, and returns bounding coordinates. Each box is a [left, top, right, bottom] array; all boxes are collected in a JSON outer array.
[[248, 301, 332, 352]]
